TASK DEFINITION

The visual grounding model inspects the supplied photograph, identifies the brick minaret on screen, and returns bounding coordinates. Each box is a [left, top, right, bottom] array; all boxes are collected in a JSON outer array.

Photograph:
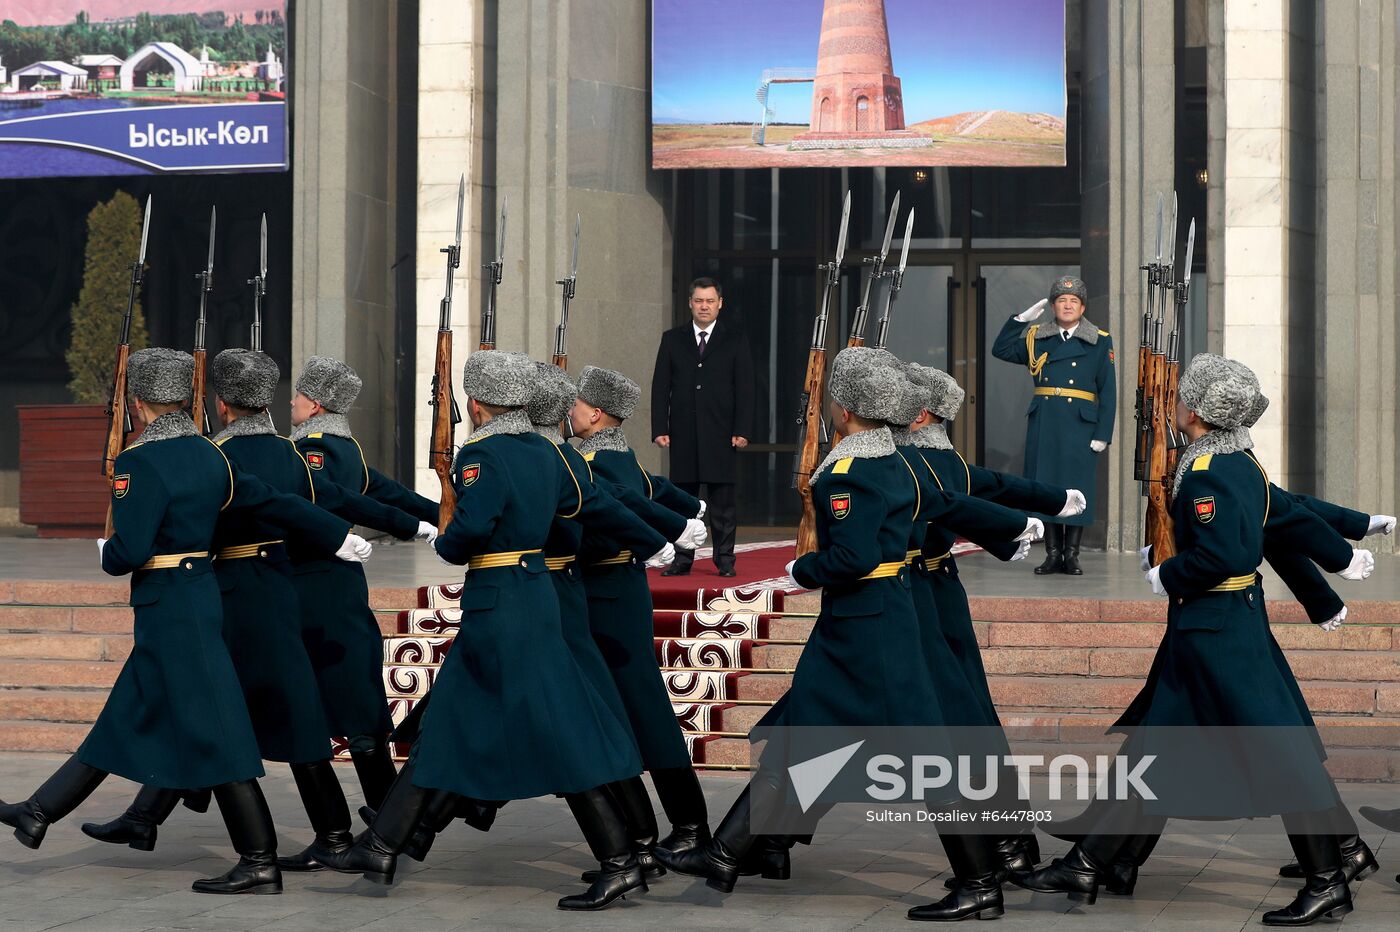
[[808, 0, 904, 134]]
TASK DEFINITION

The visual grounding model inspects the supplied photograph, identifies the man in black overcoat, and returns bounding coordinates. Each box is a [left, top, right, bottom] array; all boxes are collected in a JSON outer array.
[[651, 277, 755, 577]]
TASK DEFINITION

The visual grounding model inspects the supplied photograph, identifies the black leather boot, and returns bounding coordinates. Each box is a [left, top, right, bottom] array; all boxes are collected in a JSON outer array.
[[278, 760, 354, 871], [911, 832, 1005, 921], [349, 737, 398, 811], [320, 762, 434, 884], [582, 776, 666, 883], [943, 832, 1040, 890], [1359, 805, 1400, 833], [1034, 525, 1064, 575], [183, 788, 212, 813], [558, 786, 648, 910], [1279, 834, 1377, 882], [1101, 832, 1160, 895], [652, 784, 753, 893], [650, 766, 710, 857], [1061, 525, 1084, 575], [457, 797, 500, 833], [0, 755, 106, 850], [81, 784, 180, 851], [1008, 842, 1102, 904], [192, 780, 282, 894], [738, 835, 793, 880], [1262, 834, 1351, 926]]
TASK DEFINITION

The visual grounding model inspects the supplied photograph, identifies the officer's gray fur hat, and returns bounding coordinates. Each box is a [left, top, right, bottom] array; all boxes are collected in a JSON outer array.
[[212, 349, 279, 410], [527, 362, 578, 426], [1178, 353, 1263, 430], [295, 356, 362, 413], [1049, 275, 1087, 303], [462, 350, 535, 407], [829, 346, 903, 422], [577, 365, 640, 420], [926, 367, 966, 421], [128, 347, 194, 404]]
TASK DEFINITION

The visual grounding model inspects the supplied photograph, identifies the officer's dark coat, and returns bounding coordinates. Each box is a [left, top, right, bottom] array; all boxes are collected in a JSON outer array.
[[413, 427, 644, 800], [1114, 448, 1354, 818], [650, 318, 756, 484], [291, 429, 436, 738], [84, 421, 348, 788], [579, 442, 697, 771], [991, 314, 1116, 526]]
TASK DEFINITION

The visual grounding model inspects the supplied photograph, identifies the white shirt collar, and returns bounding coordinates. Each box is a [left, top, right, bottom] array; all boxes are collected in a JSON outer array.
[[1060, 321, 1080, 339], [693, 320, 716, 340]]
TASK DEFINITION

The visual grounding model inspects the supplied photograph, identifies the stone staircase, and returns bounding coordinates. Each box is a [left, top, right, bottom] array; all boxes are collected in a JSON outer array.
[[4, 578, 1400, 780]]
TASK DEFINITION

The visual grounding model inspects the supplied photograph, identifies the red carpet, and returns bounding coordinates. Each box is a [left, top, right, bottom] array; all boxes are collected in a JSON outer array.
[[646, 540, 802, 602]]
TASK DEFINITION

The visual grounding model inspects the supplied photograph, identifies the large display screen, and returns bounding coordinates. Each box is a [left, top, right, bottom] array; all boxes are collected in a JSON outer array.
[[651, 0, 1066, 170], [0, 2, 287, 177]]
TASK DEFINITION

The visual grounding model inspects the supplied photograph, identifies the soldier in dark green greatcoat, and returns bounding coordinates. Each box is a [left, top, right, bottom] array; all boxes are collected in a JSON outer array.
[[1010, 354, 1375, 927], [288, 356, 440, 811], [657, 348, 1017, 922], [0, 349, 364, 895], [317, 351, 658, 911], [568, 365, 716, 865], [991, 276, 1116, 575]]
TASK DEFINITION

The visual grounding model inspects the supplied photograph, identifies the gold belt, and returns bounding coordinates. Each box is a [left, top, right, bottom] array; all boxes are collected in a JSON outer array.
[[467, 549, 542, 570], [860, 560, 905, 580], [1209, 573, 1258, 592], [139, 551, 210, 570], [918, 550, 952, 571], [1034, 387, 1098, 402], [545, 555, 577, 571], [215, 540, 283, 561], [593, 551, 634, 567], [904, 549, 921, 565]]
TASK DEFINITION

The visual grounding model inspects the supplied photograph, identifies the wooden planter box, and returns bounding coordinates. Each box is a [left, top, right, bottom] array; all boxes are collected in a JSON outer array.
[[17, 404, 141, 538]]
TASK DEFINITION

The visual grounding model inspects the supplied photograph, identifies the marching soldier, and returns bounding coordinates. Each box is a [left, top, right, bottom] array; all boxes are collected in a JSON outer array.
[[0, 349, 366, 895], [288, 356, 440, 810], [991, 276, 1116, 575], [1010, 354, 1373, 926], [317, 351, 655, 911], [568, 366, 714, 863]]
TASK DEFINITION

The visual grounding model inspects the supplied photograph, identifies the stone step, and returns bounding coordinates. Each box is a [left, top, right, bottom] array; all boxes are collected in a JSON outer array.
[[0, 632, 132, 662], [0, 659, 121, 690], [0, 720, 88, 753], [0, 689, 108, 723]]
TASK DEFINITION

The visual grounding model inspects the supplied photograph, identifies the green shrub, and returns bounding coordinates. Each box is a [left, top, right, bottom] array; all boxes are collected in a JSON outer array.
[[65, 192, 150, 404]]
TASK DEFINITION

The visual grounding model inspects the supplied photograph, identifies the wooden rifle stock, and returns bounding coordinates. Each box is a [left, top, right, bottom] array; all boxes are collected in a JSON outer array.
[[191, 350, 208, 437], [1142, 349, 1176, 563], [102, 344, 131, 539], [552, 354, 567, 369], [430, 329, 457, 534], [794, 349, 828, 558]]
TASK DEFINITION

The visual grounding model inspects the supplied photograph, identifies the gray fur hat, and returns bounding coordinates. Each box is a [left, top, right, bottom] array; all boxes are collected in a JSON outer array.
[[924, 367, 966, 420], [295, 356, 362, 413], [829, 346, 903, 422], [212, 348, 279, 409], [527, 362, 577, 426], [128, 347, 193, 405], [462, 350, 535, 407], [1049, 275, 1087, 303], [1178, 353, 1263, 430], [886, 374, 928, 428], [577, 365, 640, 420]]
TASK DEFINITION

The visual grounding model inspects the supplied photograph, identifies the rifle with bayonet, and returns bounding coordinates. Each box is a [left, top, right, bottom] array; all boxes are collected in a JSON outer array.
[[871, 208, 914, 351], [101, 194, 153, 538], [248, 213, 267, 352], [1162, 219, 1195, 482], [846, 191, 900, 347], [793, 190, 851, 558], [480, 197, 506, 351], [429, 175, 466, 533], [1134, 193, 1164, 487], [552, 214, 580, 370], [191, 206, 215, 436]]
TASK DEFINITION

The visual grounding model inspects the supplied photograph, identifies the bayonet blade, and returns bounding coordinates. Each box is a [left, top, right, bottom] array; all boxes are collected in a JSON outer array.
[[878, 191, 901, 262], [1166, 192, 1178, 271], [453, 174, 465, 251], [896, 208, 914, 275], [1181, 219, 1196, 286], [497, 196, 508, 264], [259, 213, 268, 279], [138, 195, 152, 264], [833, 190, 852, 266], [206, 206, 217, 274], [569, 213, 581, 278], [1153, 192, 1163, 265]]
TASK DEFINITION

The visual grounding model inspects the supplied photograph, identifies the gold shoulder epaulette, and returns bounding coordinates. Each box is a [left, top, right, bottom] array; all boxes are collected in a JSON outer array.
[[308, 432, 323, 439], [584, 451, 597, 462], [1098, 329, 1110, 337], [214, 436, 229, 446], [1192, 454, 1213, 471], [833, 457, 853, 475]]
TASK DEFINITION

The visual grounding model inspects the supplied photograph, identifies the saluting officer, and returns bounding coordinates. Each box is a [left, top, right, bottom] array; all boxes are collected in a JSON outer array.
[[991, 276, 1116, 575]]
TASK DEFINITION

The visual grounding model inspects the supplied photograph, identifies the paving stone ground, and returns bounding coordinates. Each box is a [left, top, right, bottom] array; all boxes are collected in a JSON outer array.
[[0, 756, 1398, 930]]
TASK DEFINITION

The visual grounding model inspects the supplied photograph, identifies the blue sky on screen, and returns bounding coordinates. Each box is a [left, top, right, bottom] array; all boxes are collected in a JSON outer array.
[[652, 0, 1065, 124]]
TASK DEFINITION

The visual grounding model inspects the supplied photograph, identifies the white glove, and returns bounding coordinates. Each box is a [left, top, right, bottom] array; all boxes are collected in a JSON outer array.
[[1090, 440, 1108, 453], [784, 559, 801, 585], [1366, 515, 1396, 537], [1010, 540, 1031, 562], [335, 533, 373, 563], [1320, 605, 1347, 633], [1138, 545, 1153, 573], [1337, 548, 1374, 581], [434, 543, 457, 568], [1146, 565, 1168, 596], [645, 543, 676, 568], [695, 500, 708, 520], [415, 521, 439, 545], [675, 517, 709, 551], [1015, 518, 1045, 543], [96, 537, 107, 563], [1015, 298, 1049, 322], [1058, 490, 1087, 518]]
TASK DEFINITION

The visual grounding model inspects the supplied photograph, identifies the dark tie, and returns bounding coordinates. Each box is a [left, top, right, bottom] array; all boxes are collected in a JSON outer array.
[[698, 331, 709, 358], [1062, 330, 1070, 342]]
